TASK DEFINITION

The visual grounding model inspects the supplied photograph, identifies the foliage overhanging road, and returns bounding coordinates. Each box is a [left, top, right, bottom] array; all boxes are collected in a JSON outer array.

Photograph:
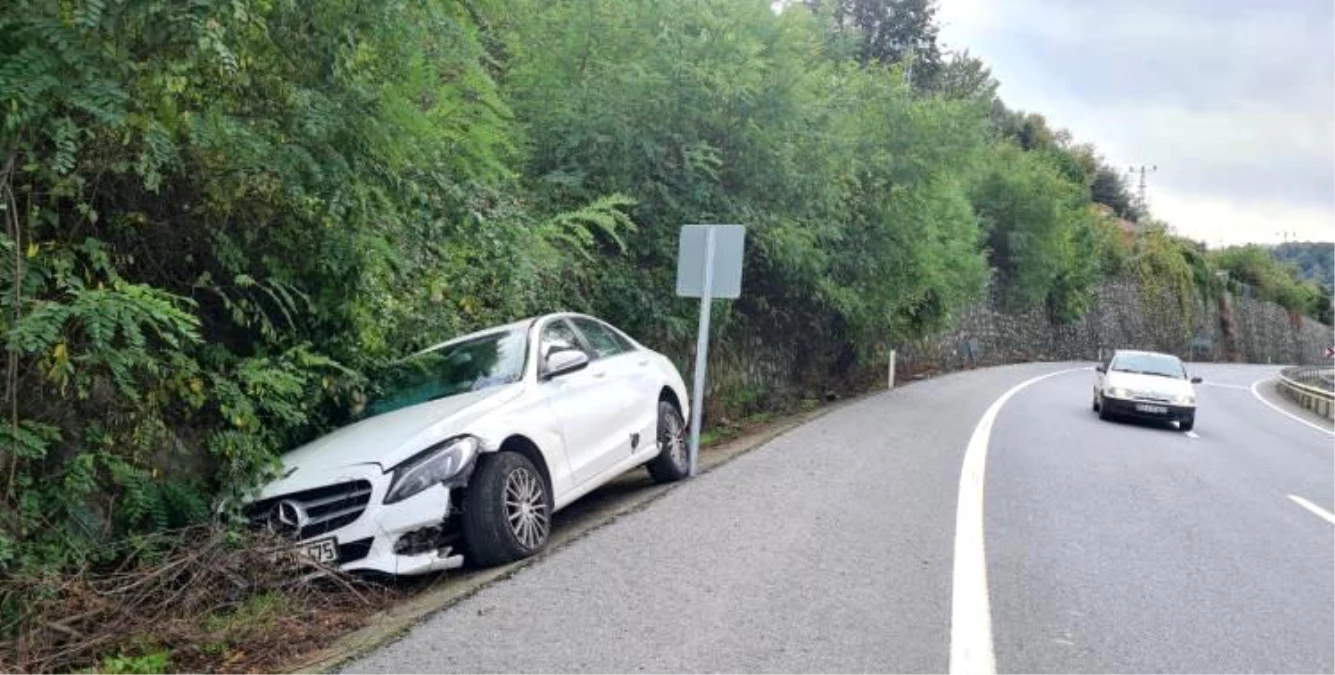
[[345, 363, 1333, 674]]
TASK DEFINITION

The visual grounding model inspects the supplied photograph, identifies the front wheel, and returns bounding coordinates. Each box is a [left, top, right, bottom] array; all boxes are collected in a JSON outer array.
[[1179, 417, 1195, 432], [645, 400, 690, 483], [462, 452, 552, 567]]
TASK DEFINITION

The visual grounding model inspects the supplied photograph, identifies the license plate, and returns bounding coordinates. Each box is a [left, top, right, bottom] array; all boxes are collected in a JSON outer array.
[[299, 537, 338, 564], [1135, 403, 1168, 414]]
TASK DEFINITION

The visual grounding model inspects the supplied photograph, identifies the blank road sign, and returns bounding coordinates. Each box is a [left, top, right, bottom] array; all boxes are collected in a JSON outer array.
[[676, 224, 746, 299]]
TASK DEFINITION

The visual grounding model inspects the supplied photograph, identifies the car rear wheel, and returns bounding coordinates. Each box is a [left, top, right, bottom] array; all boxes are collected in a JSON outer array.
[[462, 452, 552, 567], [645, 400, 690, 483]]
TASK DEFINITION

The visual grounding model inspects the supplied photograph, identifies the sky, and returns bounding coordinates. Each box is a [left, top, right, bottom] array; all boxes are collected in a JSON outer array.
[[935, 0, 1335, 247]]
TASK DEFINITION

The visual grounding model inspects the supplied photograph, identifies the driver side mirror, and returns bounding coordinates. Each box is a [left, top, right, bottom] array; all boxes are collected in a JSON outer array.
[[1190, 376, 1202, 384], [544, 349, 589, 380], [1095, 365, 1106, 373]]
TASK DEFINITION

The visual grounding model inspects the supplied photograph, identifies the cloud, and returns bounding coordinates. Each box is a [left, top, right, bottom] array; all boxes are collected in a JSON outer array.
[[938, 0, 1335, 245], [1155, 192, 1335, 248]]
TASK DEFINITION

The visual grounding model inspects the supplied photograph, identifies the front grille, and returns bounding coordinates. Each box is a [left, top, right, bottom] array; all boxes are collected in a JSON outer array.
[[244, 480, 373, 540], [1131, 393, 1172, 403]]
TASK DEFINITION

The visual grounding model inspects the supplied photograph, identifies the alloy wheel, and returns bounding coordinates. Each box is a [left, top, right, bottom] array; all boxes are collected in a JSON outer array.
[[503, 466, 549, 549], [662, 408, 687, 469]]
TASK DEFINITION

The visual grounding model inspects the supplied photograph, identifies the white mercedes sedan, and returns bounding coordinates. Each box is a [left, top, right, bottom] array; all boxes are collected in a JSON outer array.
[[244, 313, 691, 575]]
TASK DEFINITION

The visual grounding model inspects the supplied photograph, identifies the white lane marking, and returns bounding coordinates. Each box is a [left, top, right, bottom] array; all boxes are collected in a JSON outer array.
[[1200, 381, 1251, 391], [1185, 431, 1200, 439], [1288, 495, 1335, 525], [1249, 379, 1334, 437], [950, 366, 1088, 675]]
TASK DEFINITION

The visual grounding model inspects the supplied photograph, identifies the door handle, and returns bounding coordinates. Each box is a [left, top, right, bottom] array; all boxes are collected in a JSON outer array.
[[591, 371, 607, 379], [637, 359, 649, 367]]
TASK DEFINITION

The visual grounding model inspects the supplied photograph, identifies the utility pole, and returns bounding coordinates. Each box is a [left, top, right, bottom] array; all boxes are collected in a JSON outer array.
[[1128, 164, 1157, 218]]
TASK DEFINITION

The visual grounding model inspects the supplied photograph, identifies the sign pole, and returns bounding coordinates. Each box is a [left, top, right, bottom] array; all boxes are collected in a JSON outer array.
[[687, 227, 717, 476]]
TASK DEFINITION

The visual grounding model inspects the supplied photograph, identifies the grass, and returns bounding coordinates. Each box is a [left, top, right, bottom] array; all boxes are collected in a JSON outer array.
[[199, 591, 293, 659], [99, 648, 170, 674]]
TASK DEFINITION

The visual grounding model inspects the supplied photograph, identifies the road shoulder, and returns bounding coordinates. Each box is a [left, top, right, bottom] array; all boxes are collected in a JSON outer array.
[[1250, 378, 1335, 434], [284, 396, 861, 673]]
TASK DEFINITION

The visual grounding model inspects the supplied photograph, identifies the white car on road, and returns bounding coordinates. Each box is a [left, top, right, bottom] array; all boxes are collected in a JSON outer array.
[[1093, 349, 1201, 431], [244, 313, 691, 575]]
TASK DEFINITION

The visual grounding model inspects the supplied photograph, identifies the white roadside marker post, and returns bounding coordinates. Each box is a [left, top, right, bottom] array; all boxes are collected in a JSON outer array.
[[888, 348, 896, 390]]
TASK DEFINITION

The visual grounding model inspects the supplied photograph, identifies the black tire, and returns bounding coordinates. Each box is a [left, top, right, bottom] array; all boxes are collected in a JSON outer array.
[[1092, 395, 1100, 412], [1179, 417, 1194, 432], [461, 452, 552, 568], [645, 400, 690, 484], [1098, 398, 1111, 421]]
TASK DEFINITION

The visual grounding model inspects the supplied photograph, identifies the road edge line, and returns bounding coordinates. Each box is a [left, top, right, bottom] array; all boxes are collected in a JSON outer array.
[[1249, 378, 1334, 437], [1288, 494, 1335, 525], [950, 366, 1088, 675]]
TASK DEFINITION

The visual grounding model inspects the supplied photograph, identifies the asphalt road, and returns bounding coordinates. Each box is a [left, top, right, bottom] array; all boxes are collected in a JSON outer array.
[[345, 362, 1333, 674]]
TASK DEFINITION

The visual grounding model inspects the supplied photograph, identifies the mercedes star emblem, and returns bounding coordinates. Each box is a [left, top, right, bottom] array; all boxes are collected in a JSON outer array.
[[269, 499, 308, 536]]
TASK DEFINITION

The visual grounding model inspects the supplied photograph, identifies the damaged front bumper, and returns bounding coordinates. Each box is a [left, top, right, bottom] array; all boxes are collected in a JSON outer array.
[[339, 482, 464, 576], [245, 464, 466, 576]]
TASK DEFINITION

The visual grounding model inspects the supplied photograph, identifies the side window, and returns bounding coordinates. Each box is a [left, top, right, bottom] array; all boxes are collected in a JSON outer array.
[[605, 324, 637, 353], [571, 318, 626, 360], [539, 319, 583, 363]]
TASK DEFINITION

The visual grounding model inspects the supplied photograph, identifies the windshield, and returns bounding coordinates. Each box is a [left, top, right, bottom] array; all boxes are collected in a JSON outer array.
[[1110, 353, 1185, 379], [360, 328, 528, 419]]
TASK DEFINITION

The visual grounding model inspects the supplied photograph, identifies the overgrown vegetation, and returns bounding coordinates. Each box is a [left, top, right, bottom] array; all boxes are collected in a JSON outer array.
[[1272, 241, 1334, 291], [0, 526, 390, 673], [1211, 244, 1334, 325], [0, 1, 1330, 669]]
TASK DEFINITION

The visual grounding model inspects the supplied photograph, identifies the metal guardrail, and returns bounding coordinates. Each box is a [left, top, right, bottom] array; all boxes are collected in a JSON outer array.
[[1277, 366, 1334, 421], [1281, 368, 1335, 394]]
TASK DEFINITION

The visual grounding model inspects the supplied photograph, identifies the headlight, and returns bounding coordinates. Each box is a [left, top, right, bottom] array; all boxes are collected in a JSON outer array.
[[384, 436, 479, 505], [1172, 394, 1196, 406], [1105, 387, 1130, 399]]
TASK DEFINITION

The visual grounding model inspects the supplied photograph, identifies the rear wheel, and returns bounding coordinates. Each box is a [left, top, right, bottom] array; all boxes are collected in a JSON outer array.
[[645, 400, 690, 483], [462, 452, 552, 567]]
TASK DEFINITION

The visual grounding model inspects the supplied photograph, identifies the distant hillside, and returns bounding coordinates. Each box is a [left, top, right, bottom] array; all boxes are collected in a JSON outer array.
[[1273, 242, 1334, 290]]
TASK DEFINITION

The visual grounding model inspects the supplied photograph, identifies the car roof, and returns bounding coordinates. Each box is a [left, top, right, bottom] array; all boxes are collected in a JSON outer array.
[[407, 312, 636, 358]]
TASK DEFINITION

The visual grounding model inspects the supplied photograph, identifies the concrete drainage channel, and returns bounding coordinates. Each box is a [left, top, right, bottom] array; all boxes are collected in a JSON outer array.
[[284, 396, 863, 674]]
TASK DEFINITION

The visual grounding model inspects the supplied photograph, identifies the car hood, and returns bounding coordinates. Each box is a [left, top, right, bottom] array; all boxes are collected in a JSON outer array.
[[1105, 371, 1193, 397], [259, 384, 522, 497]]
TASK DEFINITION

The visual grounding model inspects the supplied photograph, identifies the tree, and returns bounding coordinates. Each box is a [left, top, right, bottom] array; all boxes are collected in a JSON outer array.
[[971, 143, 1098, 318], [1272, 241, 1334, 291], [932, 50, 998, 103], [1091, 164, 1144, 222], [804, 0, 943, 85]]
